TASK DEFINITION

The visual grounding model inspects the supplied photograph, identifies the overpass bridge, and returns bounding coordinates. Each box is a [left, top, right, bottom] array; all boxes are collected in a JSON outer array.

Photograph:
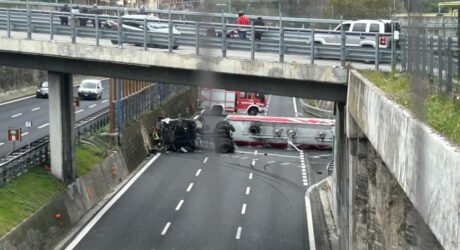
[[0, 3, 457, 250]]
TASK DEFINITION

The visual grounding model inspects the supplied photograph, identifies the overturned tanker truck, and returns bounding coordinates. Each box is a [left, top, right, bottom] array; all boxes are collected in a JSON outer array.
[[227, 115, 335, 149]]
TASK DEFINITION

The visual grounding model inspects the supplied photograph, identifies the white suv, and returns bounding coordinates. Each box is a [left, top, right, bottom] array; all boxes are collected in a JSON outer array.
[[315, 20, 400, 48], [78, 79, 103, 100]]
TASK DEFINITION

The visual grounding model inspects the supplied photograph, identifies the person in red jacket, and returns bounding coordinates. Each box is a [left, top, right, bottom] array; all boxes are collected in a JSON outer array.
[[236, 11, 249, 39]]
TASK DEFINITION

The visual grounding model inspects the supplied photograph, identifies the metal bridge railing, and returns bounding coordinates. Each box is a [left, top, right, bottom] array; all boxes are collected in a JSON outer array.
[[0, 8, 403, 69]]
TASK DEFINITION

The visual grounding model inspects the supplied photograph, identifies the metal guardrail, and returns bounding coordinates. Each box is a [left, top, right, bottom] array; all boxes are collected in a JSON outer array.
[[0, 8, 400, 68], [0, 82, 188, 186], [300, 99, 334, 119]]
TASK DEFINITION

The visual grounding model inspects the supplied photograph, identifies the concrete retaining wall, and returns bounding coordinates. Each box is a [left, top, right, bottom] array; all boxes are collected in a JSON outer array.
[[0, 151, 129, 250], [344, 70, 459, 250], [122, 87, 197, 171]]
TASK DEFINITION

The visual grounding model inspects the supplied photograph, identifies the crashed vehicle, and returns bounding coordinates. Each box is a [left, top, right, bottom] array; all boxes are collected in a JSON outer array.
[[154, 118, 201, 153]]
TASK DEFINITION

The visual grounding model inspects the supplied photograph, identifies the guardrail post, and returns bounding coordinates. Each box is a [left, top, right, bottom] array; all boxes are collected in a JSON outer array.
[[310, 29, 315, 65], [429, 36, 434, 78], [446, 37, 452, 92], [27, 9, 32, 39], [49, 11, 54, 41], [251, 23, 255, 60], [390, 21, 395, 72], [438, 36, 443, 87], [340, 16, 346, 67], [7, 9, 11, 38], [222, 23, 227, 57], [95, 15, 100, 46], [143, 17, 148, 51], [195, 22, 200, 55], [279, 26, 284, 63], [117, 15, 123, 48], [374, 34, 380, 70], [168, 18, 173, 53], [422, 35, 427, 74], [71, 12, 76, 43]]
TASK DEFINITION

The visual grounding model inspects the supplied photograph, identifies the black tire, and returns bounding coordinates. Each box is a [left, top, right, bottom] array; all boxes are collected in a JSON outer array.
[[248, 125, 261, 135], [99, 93, 102, 99], [248, 107, 258, 116], [216, 138, 234, 153], [36, 93, 41, 98], [211, 106, 223, 116]]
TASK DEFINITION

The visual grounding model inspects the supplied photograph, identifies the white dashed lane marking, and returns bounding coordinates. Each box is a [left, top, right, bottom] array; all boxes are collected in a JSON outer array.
[[88, 104, 97, 109], [203, 157, 208, 164], [245, 186, 251, 195], [11, 113, 22, 118], [195, 169, 202, 176], [186, 183, 194, 192], [75, 109, 84, 114], [38, 123, 49, 129], [235, 227, 242, 239], [0, 142, 4, 146], [161, 222, 172, 236], [31, 107, 40, 111], [249, 173, 253, 180], [175, 200, 184, 211], [241, 204, 247, 215], [300, 151, 309, 186], [21, 132, 29, 136], [101, 100, 108, 103]]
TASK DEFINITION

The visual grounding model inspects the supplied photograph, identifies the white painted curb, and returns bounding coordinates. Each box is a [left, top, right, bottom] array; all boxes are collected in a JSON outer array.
[[305, 178, 327, 250]]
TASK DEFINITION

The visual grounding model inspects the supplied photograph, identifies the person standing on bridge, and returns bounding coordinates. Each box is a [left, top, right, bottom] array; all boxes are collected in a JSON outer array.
[[253, 17, 265, 41], [236, 11, 249, 39], [59, 4, 70, 26]]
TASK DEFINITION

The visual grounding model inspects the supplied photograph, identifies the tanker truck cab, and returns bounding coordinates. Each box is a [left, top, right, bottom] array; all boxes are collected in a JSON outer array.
[[200, 88, 266, 116]]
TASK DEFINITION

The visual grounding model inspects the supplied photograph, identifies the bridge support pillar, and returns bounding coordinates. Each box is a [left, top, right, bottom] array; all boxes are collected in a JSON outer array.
[[48, 71, 75, 184]]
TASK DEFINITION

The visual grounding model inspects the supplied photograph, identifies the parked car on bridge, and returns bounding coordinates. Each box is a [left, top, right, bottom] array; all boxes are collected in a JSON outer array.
[[78, 79, 103, 100], [36, 81, 48, 98], [314, 20, 401, 49], [106, 15, 181, 49]]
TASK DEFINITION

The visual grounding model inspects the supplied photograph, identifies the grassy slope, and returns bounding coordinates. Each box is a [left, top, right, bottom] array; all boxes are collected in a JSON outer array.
[[0, 143, 105, 237], [361, 70, 460, 146], [0, 167, 64, 237]]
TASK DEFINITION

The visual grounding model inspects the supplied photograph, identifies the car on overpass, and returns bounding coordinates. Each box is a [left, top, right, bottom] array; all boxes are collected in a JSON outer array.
[[36, 81, 48, 98], [314, 19, 401, 49], [106, 15, 181, 49]]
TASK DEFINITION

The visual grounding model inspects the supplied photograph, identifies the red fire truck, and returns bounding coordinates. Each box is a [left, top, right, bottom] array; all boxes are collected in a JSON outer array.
[[199, 88, 267, 116]]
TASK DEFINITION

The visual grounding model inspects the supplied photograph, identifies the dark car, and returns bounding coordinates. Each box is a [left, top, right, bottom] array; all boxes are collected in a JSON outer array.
[[36, 81, 48, 98]]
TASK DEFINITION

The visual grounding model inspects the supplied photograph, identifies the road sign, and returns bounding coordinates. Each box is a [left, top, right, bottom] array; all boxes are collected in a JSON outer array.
[[7, 128, 21, 142], [25, 121, 32, 128]]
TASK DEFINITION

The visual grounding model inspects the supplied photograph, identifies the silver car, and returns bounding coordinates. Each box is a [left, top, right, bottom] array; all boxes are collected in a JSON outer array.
[[36, 81, 48, 98]]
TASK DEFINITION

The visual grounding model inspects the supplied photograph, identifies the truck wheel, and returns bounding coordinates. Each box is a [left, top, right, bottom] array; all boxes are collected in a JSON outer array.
[[216, 138, 234, 153], [211, 106, 223, 116], [248, 107, 258, 116]]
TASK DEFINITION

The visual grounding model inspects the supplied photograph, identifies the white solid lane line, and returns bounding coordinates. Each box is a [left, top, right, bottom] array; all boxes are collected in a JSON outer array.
[[241, 204, 247, 215], [175, 200, 184, 211], [203, 157, 208, 164], [31, 107, 40, 111], [101, 100, 108, 103], [65, 153, 161, 250], [186, 183, 194, 192], [235, 227, 242, 239], [161, 222, 172, 236], [0, 95, 34, 107], [195, 169, 202, 177], [245, 186, 251, 195], [292, 97, 298, 117], [75, 109, 84, 114], [11, 113, 22, 118], [38, 123, 49, 129], [249, 173, 253, 180], [89, 104, 97, 108]]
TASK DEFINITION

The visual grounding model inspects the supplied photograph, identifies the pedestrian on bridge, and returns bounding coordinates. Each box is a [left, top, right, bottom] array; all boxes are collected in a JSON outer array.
[[236, 11, 249, 39], [59, 4, 70, 26], [253, 17, 265, 41]]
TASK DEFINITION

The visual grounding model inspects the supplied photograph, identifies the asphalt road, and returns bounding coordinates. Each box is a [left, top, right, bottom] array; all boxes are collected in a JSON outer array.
[[68, 95, 333, 250], [0, 78, 109, 158]]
